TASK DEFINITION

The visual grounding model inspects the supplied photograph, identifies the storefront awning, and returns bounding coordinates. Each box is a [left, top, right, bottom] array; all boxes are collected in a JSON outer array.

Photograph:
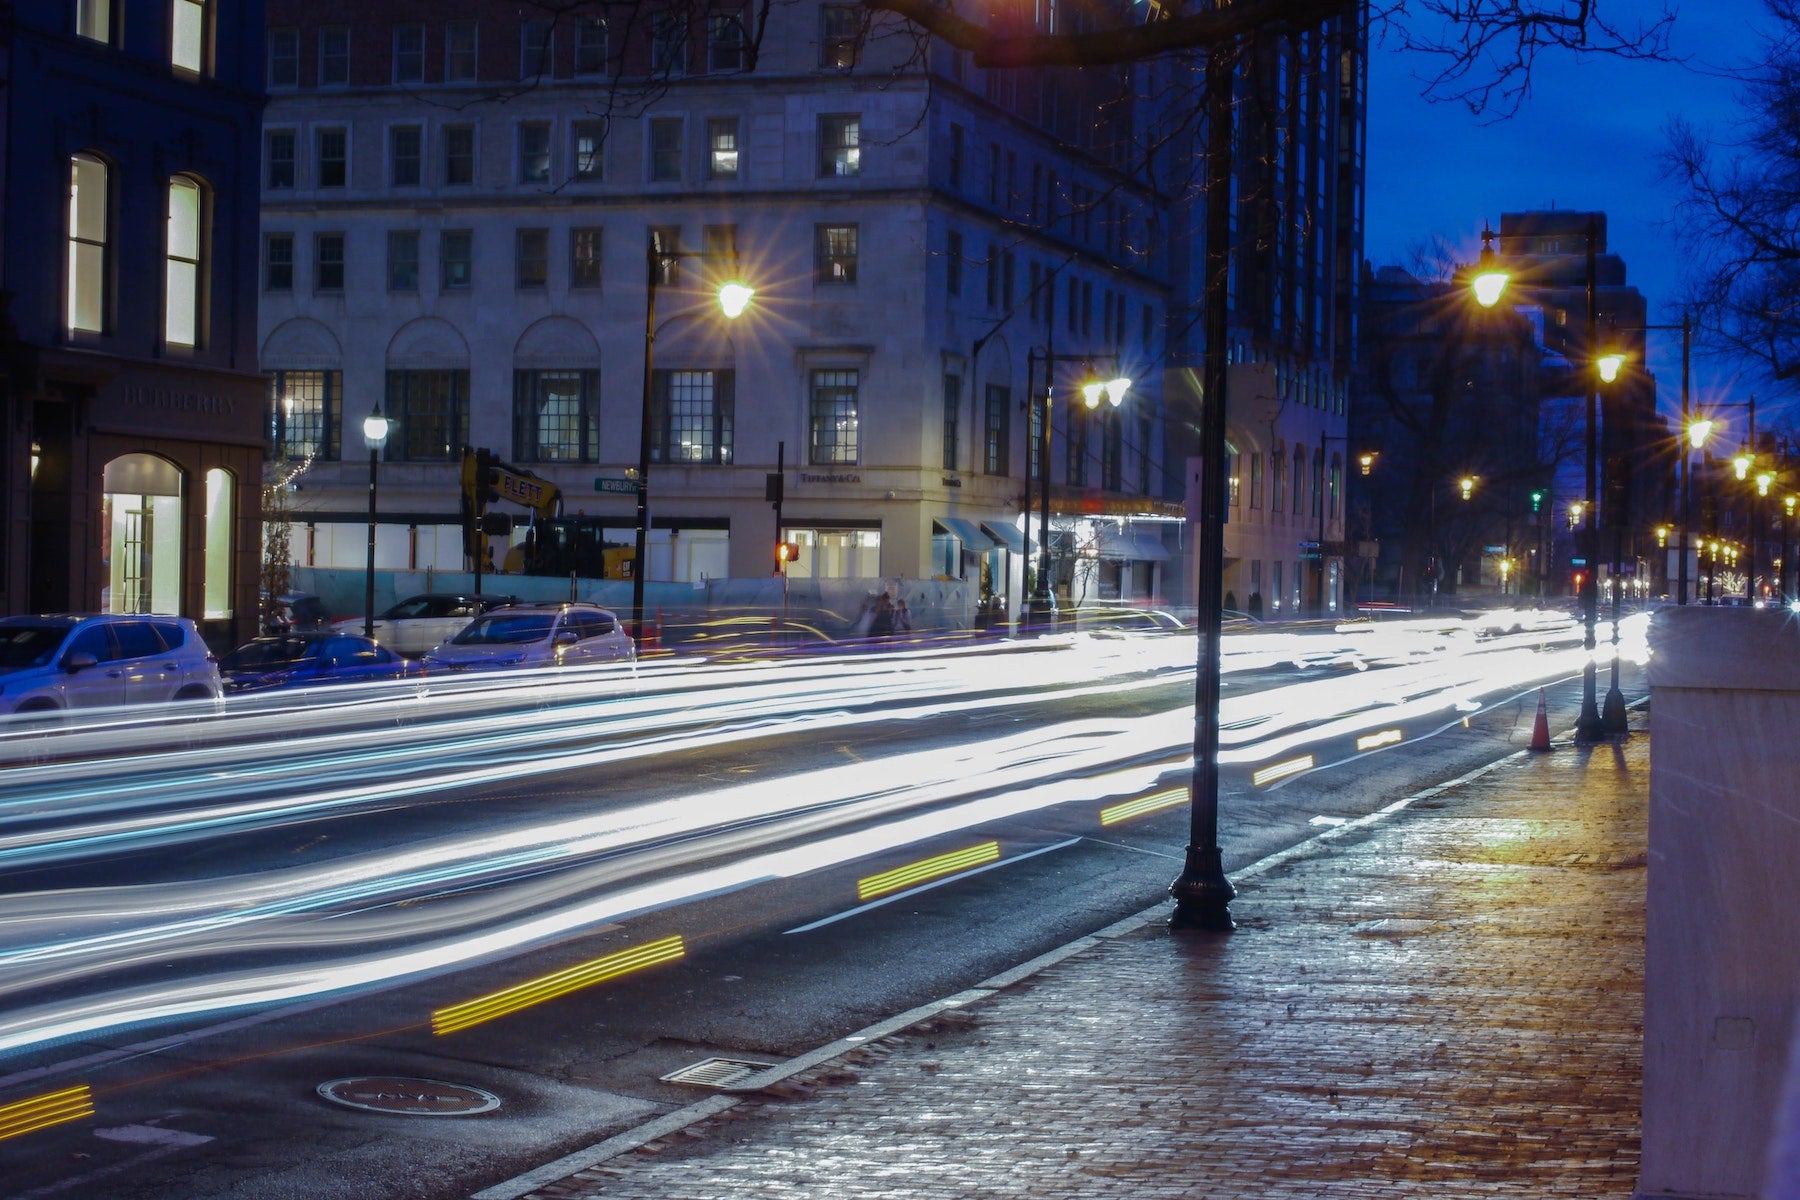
[[934, 517, 999, 551], [1093, 526, 1172, 561], [980, 521, 1037, 556]]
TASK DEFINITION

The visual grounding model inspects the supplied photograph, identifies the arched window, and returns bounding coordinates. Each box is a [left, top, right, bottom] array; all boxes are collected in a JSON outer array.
[[166, 176, 203, 347], [103, 454, 184, 615], [67, 154, 109, 335], [171, 0, 207, 73], [203, 468, 234, 618]]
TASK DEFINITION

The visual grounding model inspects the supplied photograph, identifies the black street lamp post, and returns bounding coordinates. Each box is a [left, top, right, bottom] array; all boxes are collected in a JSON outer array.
[[1472, 217, 1606, 742], [632, 242, 754, 650], [362, 405, 390, 638]]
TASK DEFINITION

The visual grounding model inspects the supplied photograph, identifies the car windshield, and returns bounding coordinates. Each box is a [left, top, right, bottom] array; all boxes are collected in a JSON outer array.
[[382, 598, 439, 620], [221, 639, 318, 671], [452, 613, 555, 645], [0, 625, 70, 669]]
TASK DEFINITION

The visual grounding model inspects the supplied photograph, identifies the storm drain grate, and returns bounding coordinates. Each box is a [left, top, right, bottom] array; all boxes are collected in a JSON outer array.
[[661, 1057, 775, 1089]]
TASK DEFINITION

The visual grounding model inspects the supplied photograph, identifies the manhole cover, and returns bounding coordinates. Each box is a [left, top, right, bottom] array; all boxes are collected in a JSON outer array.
[[661, 1057, 775, 1089], [316, 1076, 501, 1116]]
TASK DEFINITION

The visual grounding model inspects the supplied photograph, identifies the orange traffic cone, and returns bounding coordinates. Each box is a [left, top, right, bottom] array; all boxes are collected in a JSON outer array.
[[1530, 688, 1552, 752]]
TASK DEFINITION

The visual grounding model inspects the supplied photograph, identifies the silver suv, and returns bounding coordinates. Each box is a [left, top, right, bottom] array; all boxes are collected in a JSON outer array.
[[424, 603, 635, 672], [0, 614, 223, 715]]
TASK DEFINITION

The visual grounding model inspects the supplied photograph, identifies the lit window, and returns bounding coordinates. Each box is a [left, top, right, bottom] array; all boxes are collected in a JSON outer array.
[[809, 370, 860, 465], [820, 6, 860, 68], [67, 154, 109, 335], [572, 122, 604, 181], [165, 176, 202, 347], [171, 0, 206, 73], [652, 369, 734, 464], [77, 0, 112, 43], [707, 117, 739, 179], [819, 115, 860, 177], [266, 370, 342, 461]]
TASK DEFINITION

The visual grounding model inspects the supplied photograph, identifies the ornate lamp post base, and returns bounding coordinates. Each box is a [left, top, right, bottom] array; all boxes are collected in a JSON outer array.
[[1169, 845, 1236, 932]]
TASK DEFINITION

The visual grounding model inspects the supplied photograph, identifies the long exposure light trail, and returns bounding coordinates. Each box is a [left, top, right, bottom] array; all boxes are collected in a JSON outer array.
[[0, 615, 1628, 1064]]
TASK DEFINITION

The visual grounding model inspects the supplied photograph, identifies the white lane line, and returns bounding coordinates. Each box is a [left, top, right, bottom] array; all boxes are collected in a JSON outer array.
[[784, 837, 1085, 934]]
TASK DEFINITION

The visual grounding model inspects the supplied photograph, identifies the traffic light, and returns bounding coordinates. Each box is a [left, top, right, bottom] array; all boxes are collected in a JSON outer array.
[[775, 541, 799, 572], [1530, 490, 1544, 513]]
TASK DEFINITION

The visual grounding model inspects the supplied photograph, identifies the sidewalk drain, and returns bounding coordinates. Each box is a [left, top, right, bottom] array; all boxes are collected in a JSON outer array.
[[661, 1057, 775, 1089], [316, 1076, 501, 1116]]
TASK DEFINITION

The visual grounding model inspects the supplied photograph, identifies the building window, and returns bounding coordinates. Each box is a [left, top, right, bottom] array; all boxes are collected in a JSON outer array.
[[814, 224, 858, 284], [314, 233, 345, 292], [266, 130, 295, 189], [164, 176, 202, 347], [946, 230, 962, 297], [1101, 410, 1122, 490], [515, 370, 600, 462], [1029, 261, 1041, 321], [67, 153, 109, 335], [171, 0, 206, 73], [652, 14, 688, 75], [77, 0, 113, 43], [268, 28, 298, 87], [388, 231, 420, 291], [820, 6, 861, 68], [516, 228, 549, 289], [572, 121, 605, 180], [984, 384, 1010, 475], [575, 17, 608, 75], [650, 226, 682, 286], [445, 21, 478, 81], [651, 369, 734, 464], [649, 117, 683, 182], [809, 369, 860, 465], [1248, 452, 1263, 509], [390, 126, 422, 186], [1293, 445, 1306, 514], [819, 115, 860, 176], [440, 230, 472, 290], [1312, 451, 1324, 518], [264, 233, 294, 291], [392, 23, 424, 83], [706, 117, 739, 179], [570, 227, 602, 288], [1065, 408, 1087, 486], [316, 129, 347, 188], [1028, 400, 1043, 482], [1138, 415, 1153, 494], [520, 18, 552, 78], [941, 374, 960, 471], [1270, 450, 1285, 513], [1001, 250, 1015, 310], [267, 370, 342, 461], [949, 124, 964, 190], [443, 126, 475, 185], [386, 369, 469, 462], [318, 26, 349, 86], [519, 122, 551, 183], [708, 15, 745, 72], [703, 223, 737, 261]]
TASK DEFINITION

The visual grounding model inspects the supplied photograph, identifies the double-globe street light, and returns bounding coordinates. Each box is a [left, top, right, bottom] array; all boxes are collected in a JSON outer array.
[[1472, 218, 1609, 742], [633, 241, 754, 649], [362, 404, 390, 638], [1021, 349, 1131, 634]]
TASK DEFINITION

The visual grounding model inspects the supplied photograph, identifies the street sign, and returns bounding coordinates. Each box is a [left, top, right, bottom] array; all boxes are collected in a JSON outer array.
[[1571, 557, 1588, 566], [594, 476, 640, 494]]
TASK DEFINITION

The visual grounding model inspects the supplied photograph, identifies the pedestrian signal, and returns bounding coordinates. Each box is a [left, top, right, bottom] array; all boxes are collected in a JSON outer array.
[[775, 541, 800, 569]]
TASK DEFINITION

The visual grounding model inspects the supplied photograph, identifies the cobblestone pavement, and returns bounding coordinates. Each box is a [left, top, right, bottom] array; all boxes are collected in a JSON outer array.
[[507, 731, 1646, 1200]]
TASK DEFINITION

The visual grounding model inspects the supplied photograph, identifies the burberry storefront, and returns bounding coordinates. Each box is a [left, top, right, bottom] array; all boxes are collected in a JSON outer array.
[[6, 352, 266, 651]]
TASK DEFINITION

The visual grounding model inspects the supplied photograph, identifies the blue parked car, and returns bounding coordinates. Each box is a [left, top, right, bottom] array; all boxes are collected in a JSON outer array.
[[219, 634, 417, 694]]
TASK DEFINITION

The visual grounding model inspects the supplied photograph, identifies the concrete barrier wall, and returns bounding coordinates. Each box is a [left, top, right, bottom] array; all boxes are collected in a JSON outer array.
[[1644, 607, 1800, 1199]]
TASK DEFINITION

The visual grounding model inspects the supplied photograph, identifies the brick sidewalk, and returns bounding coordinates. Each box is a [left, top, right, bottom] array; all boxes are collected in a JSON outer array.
[[504, 732, 1646, 1200]]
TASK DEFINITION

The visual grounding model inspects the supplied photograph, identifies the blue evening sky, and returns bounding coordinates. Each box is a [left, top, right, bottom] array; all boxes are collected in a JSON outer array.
[[1361, 3, 1783, 429]]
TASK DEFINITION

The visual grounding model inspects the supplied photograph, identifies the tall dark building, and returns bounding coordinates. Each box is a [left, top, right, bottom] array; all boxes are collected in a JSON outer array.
[[1, 0, 267, 647]]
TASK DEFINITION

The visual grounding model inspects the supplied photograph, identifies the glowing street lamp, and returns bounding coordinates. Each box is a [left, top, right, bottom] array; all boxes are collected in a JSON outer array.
[[362, 404, 390, 638]]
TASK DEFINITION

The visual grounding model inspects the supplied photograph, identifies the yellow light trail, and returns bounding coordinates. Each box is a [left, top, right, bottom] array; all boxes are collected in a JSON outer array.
[[432, 935, 685, 1036], [1099, 788, 1189, 826], [1356, 729, 1404, 751], [1252, 755, 1315, 787], [857, 841, 1000, 901], [0, 1085, 93, 1142]]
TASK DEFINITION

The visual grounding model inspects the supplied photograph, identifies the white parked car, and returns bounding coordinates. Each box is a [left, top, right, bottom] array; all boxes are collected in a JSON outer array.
[[0, 614, 222, 715], [335, 592, 518, 657], [423, 603, 636, 672]]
